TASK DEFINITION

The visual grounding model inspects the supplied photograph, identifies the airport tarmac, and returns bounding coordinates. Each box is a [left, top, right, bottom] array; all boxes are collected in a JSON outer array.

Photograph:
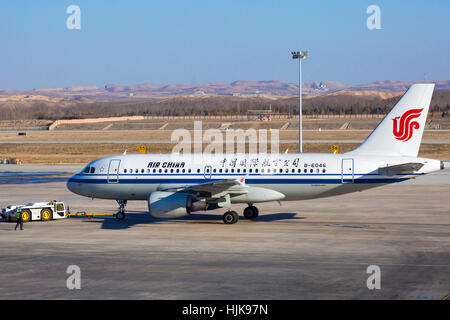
[[0, 165, 449, 299]]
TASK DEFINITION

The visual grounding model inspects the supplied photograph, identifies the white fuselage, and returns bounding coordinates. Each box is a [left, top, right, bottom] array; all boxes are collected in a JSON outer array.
[[66, 153, 441, 203]]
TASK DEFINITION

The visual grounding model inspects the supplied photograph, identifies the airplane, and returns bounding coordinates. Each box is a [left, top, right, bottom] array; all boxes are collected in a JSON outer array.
[[67, 84, 444, 224]]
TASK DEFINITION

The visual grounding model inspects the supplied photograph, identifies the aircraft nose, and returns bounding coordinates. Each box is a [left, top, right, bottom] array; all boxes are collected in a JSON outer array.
[[66, 176, 80, 195]]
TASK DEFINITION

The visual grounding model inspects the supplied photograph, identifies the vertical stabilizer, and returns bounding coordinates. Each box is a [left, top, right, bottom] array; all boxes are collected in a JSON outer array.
[[349, 83, 435, 157]]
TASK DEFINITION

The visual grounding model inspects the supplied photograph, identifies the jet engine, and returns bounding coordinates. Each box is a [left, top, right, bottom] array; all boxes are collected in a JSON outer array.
[[148, 191, 207, 218]]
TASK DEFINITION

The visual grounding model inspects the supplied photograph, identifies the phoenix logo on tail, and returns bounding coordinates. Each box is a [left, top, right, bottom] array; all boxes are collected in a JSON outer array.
[[392, 108, 423, 142]]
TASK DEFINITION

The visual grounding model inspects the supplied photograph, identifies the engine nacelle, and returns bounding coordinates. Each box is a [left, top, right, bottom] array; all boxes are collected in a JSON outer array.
[[148, 191, 207, 218]]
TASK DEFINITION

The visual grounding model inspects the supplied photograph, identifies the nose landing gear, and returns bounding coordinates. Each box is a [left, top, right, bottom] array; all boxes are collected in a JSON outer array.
[[115, 200, 127, 220]]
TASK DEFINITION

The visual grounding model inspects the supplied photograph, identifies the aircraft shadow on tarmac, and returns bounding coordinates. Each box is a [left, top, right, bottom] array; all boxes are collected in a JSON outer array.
[[80, 211, 304, 229]]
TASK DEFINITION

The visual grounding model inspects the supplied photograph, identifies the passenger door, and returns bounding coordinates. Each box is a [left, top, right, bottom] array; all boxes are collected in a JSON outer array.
[[341, 158, 354, 183], [107, 159, 121, 183]]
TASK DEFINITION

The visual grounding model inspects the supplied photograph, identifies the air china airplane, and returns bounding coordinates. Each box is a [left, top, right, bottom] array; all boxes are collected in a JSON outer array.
[[67, 84, 443, 224]]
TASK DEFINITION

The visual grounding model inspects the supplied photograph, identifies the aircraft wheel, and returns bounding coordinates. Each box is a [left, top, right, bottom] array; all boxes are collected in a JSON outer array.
[[243, 206, 259, 219], [223, 211, 239, 224], [116, 212, 126, 220]]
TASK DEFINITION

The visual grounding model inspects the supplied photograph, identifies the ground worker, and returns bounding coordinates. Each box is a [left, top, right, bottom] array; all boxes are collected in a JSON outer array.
[[14, 211, 23, 231]]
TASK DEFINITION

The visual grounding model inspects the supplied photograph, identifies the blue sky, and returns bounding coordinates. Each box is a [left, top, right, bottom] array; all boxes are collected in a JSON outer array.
[[0, 0, 449, 89]]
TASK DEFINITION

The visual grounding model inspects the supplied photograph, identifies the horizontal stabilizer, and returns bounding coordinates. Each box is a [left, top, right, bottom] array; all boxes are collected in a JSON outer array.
[[378, 162, 424, 175]]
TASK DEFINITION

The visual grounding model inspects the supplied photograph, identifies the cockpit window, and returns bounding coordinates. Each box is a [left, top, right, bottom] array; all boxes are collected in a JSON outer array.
[[90, 167, 95, 174], [84, 166, 90, 173]]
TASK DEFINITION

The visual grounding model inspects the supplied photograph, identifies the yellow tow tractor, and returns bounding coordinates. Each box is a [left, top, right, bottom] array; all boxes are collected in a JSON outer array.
[[1, 201, 119, 222], [1, 201, 69, 222]]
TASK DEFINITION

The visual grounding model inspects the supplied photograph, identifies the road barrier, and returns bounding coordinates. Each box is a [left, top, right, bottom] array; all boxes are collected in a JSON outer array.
[[48, 114, 386, 130], [0, 158, 22, 164]]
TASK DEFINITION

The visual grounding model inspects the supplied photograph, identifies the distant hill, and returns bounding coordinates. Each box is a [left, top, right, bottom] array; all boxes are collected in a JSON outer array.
[[1, 88, 448, 121], [0, 80, 449, 102]]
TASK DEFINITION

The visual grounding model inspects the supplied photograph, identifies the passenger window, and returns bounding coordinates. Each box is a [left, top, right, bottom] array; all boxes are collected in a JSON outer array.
[[310, 169, 313, 173], [261, 169, 264, 173], [231, 169, 234, 173], [249, 169, 252, 173], [141, 169, 145, 173], [197, 169, 200, 173], [153, 169, 156, 173], [304, 169, 307, 173], [135, 169, 139, 173], [237, 169, 240, 173], [255, 169, 259, 173], [188, 169, 191, 173], [279, 169, 283, 173], [219, 169, 222, 173], [182, 169, 185, 173], [225, 169, 228, 173], [164, 169, 168, 173], [322, 169, 326, 173], [124, 169, 127, 173], [243, 169, 246, 173], [159, 169, 162, 173]]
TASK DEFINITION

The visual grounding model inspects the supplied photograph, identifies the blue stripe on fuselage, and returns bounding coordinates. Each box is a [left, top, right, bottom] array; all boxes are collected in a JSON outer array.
[[68, 177, 409, 184]]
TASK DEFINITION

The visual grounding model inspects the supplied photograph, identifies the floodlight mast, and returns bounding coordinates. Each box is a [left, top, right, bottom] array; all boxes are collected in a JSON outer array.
[[291, 50, 307, 153]]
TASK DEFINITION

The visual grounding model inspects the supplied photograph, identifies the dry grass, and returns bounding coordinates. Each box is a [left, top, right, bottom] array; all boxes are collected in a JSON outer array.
[[1, 129, 450, 142], [1, 118, 448, 164], [1, 142, 448, 164]]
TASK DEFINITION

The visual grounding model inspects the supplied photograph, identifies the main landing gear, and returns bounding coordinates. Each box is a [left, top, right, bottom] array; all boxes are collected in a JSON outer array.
[[243, 205, 259, 220], [115, 200, 127, 220], [222, 205, 259, 224], [223, 210, 239, 224]]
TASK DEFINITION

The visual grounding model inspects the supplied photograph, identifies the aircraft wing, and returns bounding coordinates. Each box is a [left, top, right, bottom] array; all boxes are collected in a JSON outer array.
[[165, 178, 248, 198], [378, 162, 424, 175]]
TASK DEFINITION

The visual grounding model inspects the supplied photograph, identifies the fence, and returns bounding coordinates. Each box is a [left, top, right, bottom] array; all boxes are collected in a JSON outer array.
[[48, 114, 386, 130]]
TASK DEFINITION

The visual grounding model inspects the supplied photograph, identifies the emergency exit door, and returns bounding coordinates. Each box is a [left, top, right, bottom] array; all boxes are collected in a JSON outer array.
[[204, 165, 212, 179], [341, 158, 354, 183]]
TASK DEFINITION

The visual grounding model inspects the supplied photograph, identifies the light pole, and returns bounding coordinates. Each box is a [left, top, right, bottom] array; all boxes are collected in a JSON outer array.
[[291, 50, 307, 153]]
